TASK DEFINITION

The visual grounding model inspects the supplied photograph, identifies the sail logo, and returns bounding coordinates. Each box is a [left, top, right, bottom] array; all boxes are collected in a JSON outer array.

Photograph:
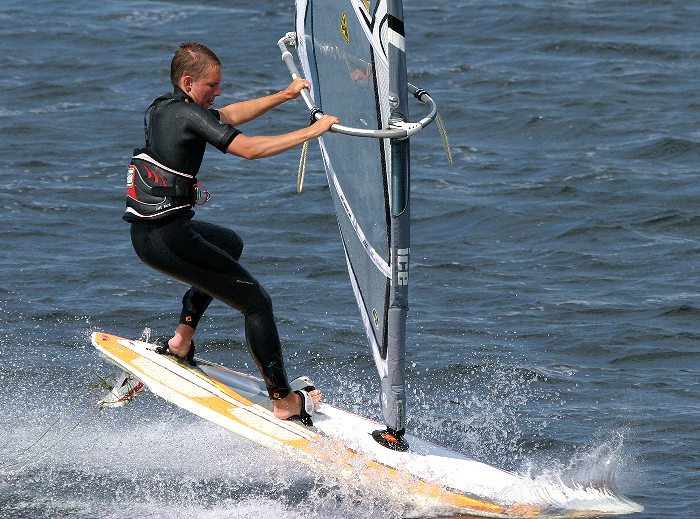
[[396, 248, 409, 286], [340, 12, 349, 44]]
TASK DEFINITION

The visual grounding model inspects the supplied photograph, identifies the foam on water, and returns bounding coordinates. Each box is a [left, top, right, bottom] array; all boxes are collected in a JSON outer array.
[[1, 394, 406, 519], [511, 436, 644, 515], [0, 326, 641, 519]]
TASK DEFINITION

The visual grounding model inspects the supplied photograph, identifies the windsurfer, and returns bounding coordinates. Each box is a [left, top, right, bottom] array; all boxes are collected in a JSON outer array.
[[125, 42, 338, 421]]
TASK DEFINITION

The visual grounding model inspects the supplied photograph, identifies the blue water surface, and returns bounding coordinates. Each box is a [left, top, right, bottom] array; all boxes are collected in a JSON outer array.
[[1, 1, 698, 518]]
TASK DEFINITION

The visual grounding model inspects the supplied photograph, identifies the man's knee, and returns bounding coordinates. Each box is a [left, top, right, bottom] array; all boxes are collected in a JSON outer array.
[[234, 280, 273, 315], [256, 284, 273, 312]]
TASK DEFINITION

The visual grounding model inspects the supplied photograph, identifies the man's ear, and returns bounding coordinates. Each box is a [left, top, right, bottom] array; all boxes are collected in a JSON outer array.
[[180, 74, 193, 93]]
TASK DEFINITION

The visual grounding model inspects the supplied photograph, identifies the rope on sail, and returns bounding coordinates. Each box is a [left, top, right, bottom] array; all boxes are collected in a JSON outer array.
[[297, 140, 309, 193], [436, 112, 453, 166]]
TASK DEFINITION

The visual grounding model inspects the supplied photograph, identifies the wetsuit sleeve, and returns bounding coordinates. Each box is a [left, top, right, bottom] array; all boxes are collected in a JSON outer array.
[[186, 105, 241, 153], [216, 126, 240, 153], [209, 108, 240, 152]]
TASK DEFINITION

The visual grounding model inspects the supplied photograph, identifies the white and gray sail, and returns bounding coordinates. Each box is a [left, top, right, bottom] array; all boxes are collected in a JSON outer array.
[[279, 0, 438, 446]]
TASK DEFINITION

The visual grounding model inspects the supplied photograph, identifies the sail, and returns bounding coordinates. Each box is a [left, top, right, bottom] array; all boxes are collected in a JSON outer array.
[[295, 0, 411, 434]]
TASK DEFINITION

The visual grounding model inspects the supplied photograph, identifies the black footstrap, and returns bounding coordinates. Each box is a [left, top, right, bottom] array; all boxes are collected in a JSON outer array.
[[294, 387, 316, 426], [155, 338, 197, 367]]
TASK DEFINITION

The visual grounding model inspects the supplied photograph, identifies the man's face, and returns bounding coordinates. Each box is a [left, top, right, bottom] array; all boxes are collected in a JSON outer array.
[[188, 65, 222, 109]]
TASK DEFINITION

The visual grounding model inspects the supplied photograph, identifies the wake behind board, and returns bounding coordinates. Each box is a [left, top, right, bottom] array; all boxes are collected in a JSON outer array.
[[92, 332, 641, 518]]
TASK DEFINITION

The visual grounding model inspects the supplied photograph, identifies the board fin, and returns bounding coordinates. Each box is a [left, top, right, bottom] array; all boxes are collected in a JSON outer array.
[[97, 371, 144, 409]]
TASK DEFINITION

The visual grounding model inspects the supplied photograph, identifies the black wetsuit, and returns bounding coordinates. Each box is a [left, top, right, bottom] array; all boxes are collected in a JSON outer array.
[[126, 88, 291, 399]]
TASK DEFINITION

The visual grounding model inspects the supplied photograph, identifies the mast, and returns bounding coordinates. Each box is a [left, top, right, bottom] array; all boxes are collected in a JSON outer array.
[[372, 0, 411, 451]]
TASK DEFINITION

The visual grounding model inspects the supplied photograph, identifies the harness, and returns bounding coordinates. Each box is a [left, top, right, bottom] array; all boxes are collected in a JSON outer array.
[[124, 94, 209, 222], [124, 150, 198, 221]]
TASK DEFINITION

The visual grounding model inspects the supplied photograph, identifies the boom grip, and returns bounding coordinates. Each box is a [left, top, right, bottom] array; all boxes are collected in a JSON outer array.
[[277, 33, 437, 140]]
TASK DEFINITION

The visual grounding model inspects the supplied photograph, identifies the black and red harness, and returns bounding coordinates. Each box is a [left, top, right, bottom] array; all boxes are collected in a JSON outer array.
[[124, 149, 208, 221]]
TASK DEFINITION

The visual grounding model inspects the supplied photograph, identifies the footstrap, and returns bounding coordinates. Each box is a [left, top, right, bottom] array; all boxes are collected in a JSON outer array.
[[154, 338, 197, 367], [290, 376, 316, 426], [294, 390, 315, 426], [154, 339, 169, 355]]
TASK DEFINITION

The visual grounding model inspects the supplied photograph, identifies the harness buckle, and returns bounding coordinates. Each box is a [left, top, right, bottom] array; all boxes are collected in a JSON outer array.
[[193, 183, 210, 205]]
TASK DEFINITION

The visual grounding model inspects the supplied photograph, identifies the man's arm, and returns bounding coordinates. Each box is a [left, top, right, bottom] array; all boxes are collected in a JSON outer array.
[[218, 78, 310, 126], [226, 114, 338, 160]]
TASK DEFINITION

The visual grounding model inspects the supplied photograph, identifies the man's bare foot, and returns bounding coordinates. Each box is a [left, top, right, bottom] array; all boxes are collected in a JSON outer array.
[[166, 338, 192, 358], [273, 388, 322, 420], [167, 324, 195, 357]]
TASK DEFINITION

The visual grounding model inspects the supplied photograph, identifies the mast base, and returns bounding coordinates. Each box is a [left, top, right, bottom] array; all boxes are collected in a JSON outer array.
[[371, 428, 409, 452]]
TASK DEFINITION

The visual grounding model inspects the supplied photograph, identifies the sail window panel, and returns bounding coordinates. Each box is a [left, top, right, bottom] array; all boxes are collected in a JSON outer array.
[[311, 2, 390, 259]]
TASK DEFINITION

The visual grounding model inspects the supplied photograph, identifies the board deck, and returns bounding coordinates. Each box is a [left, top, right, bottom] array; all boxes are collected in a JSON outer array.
[[91, 332, 642, 518]]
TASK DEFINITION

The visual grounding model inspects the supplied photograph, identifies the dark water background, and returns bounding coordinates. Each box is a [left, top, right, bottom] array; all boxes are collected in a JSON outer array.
[[1, 1, 698, 518]]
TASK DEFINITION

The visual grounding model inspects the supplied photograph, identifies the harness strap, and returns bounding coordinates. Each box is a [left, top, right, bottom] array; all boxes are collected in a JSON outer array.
[[149, 179, 195, 199]]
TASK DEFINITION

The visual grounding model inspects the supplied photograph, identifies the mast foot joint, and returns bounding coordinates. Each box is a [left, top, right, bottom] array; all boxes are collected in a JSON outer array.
[[371, 428, 409, 452]]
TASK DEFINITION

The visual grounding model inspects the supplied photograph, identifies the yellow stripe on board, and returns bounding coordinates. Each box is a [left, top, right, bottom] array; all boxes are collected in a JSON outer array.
[[229, 408, 308, 443], [185, 394, 311, 446], [95, 333, 140, 362], [119, 339, 258, 408], [195, 369, 257, 407], [324, 446, 508, 515], [131, 357, 212, 398]]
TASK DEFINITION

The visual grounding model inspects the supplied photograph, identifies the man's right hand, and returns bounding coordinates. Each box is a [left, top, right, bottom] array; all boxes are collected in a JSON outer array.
[[312, 114, 340, 136]]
